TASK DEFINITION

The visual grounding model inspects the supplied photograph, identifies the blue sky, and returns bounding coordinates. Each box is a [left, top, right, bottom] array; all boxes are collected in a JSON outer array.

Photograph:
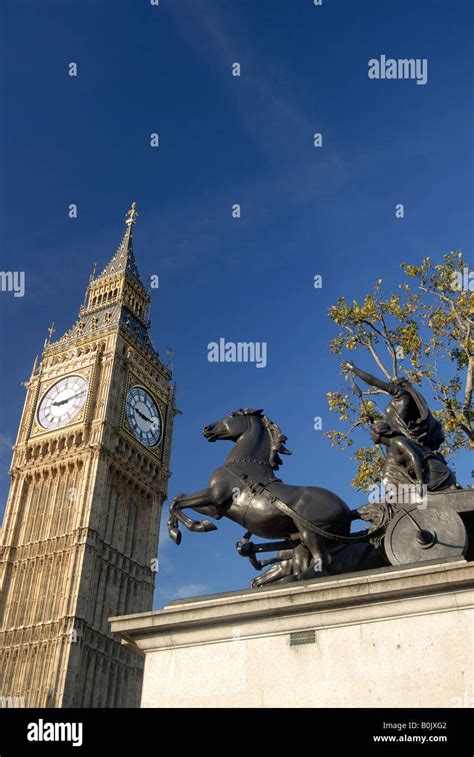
[[0, 0, 472, 607]]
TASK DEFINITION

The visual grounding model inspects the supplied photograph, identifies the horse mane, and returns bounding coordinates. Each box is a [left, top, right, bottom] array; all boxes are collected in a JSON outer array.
[[234, 407, 293, 470]]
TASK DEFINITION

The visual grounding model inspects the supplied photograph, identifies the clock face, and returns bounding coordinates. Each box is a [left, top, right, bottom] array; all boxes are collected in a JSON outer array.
[[126, 386, 162, 447], [38, 375, 88, 430]]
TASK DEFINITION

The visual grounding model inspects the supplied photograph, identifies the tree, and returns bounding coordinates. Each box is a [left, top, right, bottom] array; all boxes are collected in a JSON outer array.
[[325, 252, 473, 491]]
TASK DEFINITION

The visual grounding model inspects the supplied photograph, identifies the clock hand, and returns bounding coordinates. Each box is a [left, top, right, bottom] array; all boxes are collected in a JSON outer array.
[[135, 408, 152, 423], [52, 390, 86, 407]]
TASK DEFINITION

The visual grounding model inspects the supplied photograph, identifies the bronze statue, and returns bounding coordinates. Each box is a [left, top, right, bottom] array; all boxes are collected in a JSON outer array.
[[342, 362, 457, 491], [167, 405, 468, 587], [167, 408, 383, 585]]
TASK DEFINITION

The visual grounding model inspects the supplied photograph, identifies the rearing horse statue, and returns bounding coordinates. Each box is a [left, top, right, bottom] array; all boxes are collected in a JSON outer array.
[[167, 408, 382, 586]]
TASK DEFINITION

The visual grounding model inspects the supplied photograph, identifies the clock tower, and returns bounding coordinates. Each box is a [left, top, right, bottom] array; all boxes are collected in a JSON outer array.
[[0, 204, 176, 707]]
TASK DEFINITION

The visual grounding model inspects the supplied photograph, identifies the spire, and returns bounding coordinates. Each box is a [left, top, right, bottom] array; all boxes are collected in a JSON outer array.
[[96, 202, 144, 287], [46, 202, 169, 374]]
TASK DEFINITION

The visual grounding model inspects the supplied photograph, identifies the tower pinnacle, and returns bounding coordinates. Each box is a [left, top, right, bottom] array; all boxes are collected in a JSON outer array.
[[45, 203, 166, 372], [125, 201, 139, 227], [96, 203, 143, 284]]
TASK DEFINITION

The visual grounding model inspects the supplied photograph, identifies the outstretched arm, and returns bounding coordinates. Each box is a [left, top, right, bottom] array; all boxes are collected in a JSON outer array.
[[342, 361, 391, 393]]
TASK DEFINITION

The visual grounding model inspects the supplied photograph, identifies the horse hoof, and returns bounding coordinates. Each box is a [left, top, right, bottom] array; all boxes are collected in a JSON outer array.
[[199, 520, 218, 533], [169, 527, 182, 545]]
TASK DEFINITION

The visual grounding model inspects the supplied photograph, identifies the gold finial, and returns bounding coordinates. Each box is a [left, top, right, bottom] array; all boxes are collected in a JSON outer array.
[[43, 322, 56, 349], [125, 201, 139, 227]]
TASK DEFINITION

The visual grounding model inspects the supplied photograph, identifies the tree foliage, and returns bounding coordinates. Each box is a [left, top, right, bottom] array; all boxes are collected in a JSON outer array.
[[326, 252, 473, 490]]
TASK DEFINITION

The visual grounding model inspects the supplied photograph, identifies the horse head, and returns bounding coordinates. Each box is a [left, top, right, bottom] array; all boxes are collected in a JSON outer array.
[[203, 408, 292, 469], [203, 408, 260, 442]]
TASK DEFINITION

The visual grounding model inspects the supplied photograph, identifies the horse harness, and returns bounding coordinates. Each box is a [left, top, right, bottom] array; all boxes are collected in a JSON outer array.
[[223, 463, 380, 546]]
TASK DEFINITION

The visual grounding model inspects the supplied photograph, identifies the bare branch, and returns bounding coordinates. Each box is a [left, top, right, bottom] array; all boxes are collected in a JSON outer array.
[[379, 309, 398, 377], [361, 316, 398, 378], [462, 356, 473, 425], [366, 338, 392, 379]]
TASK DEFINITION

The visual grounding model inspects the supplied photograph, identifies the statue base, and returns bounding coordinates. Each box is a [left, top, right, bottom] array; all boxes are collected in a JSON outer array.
[[110, 557, 474, 708]]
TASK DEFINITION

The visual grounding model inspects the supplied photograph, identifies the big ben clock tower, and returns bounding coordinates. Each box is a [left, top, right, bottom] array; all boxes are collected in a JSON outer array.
[[0, 204, 177, 707]]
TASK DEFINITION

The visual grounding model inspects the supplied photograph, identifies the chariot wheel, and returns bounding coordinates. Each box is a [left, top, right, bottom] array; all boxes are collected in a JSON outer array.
[[384, 504, 467, 565]]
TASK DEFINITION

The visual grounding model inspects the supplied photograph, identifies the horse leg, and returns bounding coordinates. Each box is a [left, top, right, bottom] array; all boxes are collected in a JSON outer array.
[[293, 519, 331, 577], [168, 487, 220, 543]]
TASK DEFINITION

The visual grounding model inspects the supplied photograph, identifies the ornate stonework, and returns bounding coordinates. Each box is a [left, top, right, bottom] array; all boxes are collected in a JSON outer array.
[[0, 205, 176, 707]]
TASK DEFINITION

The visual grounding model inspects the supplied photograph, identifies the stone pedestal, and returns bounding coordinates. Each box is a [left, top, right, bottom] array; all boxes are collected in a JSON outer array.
[[110, 558, 474, 708]]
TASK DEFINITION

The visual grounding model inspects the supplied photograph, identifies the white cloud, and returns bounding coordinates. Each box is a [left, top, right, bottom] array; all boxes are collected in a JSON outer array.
[[174, 583, 209, 599], [154, 581, 210, 609]]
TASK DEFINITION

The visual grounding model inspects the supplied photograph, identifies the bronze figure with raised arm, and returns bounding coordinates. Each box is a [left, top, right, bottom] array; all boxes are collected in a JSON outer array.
[[342, 361, 457, 492]]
